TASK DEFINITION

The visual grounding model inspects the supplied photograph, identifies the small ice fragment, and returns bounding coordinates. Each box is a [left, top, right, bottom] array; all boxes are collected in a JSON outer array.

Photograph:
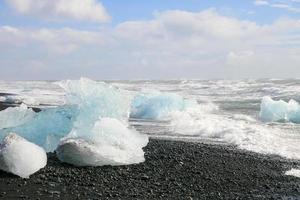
[[285, 169, 300, 178], [0, 133, 47, 178], [0, 104, 36, 129]]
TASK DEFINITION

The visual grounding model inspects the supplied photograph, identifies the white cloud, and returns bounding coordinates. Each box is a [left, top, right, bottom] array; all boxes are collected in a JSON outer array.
[[1, 9, 300, 79], [271, 4, 290, 9], [6, 0, 110, 22], [254, 0, 300, 13], [254, 0, 269, 6], [0, 26, 109, 54]]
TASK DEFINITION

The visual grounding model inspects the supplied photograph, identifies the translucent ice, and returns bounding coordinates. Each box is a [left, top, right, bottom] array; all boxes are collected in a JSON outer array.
[[260, 96, 300, 123], [57, 118, 148, 166], [0, 78, 149, 166], [130, 92, 193, 120], [0, 104, 36, 129], [0, 133, 47, 178], [0, 106, 76, 152], [56, 78, 148, 166]]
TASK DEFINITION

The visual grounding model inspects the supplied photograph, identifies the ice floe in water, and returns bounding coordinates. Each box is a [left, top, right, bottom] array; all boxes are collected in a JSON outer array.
[[260, 96, 300, 123], [130, 92, 195, 120], [0, 133, 47, 178], [285, 169, 300, 178]]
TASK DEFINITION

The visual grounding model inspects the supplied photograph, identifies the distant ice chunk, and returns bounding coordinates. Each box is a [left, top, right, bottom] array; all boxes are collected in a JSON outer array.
[[260, 96, 300, 123], [285, 169, 300, 178], [0, 133, 47, 178], [0, 104, 36, 129], [130, 92, 193, 119]]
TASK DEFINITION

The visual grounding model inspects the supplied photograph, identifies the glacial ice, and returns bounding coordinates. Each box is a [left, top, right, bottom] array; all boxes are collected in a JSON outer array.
[[260, 96, 300, 123], [57, 118, 148, 166], [0, 78, 149, 167], [56, 78, 148, 166], [0, 133, 47, 178], [0, 104, 36, 129], [0, 106, 76, 152], [130, 92, 192, 119]]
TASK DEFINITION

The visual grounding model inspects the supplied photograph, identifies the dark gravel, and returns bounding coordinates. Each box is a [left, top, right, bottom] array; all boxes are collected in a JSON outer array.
[[0, 139, 300, 199]]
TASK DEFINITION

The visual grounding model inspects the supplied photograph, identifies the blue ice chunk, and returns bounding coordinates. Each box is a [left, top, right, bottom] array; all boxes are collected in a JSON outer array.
[[0, 104, 36, 129], [0, 106, 77, 151], [56, 78, 132, 139], [130, 92, 189, 119], [55, 78, 148, 166], [260, 96, 300, 123]]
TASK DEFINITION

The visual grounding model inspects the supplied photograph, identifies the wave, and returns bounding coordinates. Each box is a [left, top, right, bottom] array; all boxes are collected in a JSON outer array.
[[168, 103, 300, 160], [128, 91, 299, 160]]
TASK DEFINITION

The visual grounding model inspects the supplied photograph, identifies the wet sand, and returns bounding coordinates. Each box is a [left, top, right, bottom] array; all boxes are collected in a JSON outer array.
[[0, 139, 300, 199]]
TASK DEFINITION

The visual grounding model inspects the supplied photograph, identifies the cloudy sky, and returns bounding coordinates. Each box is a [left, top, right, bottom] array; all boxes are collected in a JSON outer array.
[[1, 0, 300, 80]]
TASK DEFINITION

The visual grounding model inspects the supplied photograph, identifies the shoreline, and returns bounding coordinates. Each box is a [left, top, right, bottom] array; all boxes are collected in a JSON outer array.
[[0, 139, 300, 199]]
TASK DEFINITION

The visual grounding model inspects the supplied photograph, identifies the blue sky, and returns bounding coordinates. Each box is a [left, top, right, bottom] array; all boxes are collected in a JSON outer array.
[[1, 0, 300, 80]]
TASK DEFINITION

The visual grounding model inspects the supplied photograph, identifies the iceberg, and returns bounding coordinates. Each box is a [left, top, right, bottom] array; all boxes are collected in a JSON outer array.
[[130, 92, 192, 120], [260, 96, 300, 123], [0, 133, 47, 178]]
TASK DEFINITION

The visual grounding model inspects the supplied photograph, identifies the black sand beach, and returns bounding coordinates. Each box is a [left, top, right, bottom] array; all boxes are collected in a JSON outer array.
[[0, 139, 300, 199]]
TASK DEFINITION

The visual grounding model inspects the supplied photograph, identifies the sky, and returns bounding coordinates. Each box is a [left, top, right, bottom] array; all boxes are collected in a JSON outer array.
[[1, 0, 300, 80]]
